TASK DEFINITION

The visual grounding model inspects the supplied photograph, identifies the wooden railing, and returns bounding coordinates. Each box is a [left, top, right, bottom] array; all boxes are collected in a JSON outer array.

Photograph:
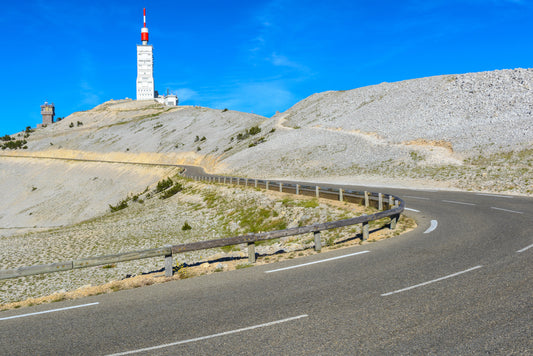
[[0, 173, 404, 280]]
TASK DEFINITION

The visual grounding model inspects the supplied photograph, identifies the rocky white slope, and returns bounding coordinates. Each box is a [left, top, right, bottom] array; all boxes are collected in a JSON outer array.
[[1, 68, 532, 234]]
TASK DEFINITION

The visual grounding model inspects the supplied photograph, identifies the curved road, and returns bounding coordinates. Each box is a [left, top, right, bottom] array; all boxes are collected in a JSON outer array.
[[1, 166, 531, 354]]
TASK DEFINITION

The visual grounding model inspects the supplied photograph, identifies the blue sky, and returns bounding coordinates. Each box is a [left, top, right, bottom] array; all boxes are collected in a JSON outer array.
[[1, 0, 532, 135]]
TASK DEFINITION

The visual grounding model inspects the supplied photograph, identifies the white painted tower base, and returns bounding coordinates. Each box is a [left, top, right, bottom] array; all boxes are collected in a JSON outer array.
[[136, 44, 154, 100]]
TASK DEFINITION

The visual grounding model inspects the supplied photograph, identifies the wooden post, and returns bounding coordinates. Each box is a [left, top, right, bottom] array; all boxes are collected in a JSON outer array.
[[164, 245, 173, 277], [316, 186, 320, 199], [339, 188, 343, 202], [390, 215, 398, 230], [296, 184, 300, 195], [379, 193, 383, 210], [266, 181, 269, 190], [364, 191, 369, 208], [314, 231, 322, 252], [248, 242, 256, 263], [362, 221, 369, 241], [255, 179, 258, 188], [279, 182, 283, 192]]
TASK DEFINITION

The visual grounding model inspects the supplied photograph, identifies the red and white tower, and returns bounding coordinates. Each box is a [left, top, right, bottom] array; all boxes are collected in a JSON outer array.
[[136, 8, 155, 100]]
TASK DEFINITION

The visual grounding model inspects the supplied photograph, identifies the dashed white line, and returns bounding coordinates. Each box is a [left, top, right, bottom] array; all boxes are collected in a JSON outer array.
[[381, 266, 483, 296], [265, 251, 370, 273], [476, 193, 513, 199], [491, 207, 524, 214], [405, 207, 420, 212], [107, 314, 309, 355], [517, 243, 533, 253], [0, 302, 99, 321], [404, 196, 430, 200], [424, 220, 438, 234], [442, 200, 476, 206]]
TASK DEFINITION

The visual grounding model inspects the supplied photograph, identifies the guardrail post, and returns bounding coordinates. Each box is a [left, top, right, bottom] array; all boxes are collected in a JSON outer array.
[[339, 188, 343, 202], [388, 195, 393, 209], [364, 191, 369, 208], [248, 242, 256, 263], [362, 221, 369, 241], [245, 179, 248, 187], [236, 178, 240, 185], [314, 231, 322, 252], [218, 177, 221, 183], [266, 181, 269, 190], [255, 179, 258, 188], [316, 186, 320, 199], [279, 182, 283, 192], [390, 215, 398, 230], [164, 245, 173, 277], [378, 193, 383, 210], [296, 184, 300, 195]]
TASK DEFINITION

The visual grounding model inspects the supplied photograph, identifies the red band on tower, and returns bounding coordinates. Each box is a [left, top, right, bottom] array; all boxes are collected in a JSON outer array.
[[141, 8, 149, 43]]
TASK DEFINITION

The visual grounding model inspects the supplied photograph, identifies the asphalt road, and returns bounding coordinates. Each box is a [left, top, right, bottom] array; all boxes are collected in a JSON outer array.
[[1, 166, 531, 355]]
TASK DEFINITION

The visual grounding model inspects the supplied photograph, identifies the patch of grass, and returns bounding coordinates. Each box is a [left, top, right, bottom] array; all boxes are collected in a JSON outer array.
[[220, 244, 240, 253], [236, 263, 253, 269], [181, 221, 192, 231]]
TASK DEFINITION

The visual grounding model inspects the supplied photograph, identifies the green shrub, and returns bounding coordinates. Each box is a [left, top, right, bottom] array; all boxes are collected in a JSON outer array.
[[181, 221, 192, 231], [160, 182, 183, 199], [155, 178, 173, 193], [109, 199, 128, 212], [248, 126, 261, 135], [1, 139, 27, 150]]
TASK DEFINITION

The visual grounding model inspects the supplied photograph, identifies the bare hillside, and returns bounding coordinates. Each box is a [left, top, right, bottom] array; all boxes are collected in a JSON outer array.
[[1, 68, 532, 236], [223, 69, 532, 193]]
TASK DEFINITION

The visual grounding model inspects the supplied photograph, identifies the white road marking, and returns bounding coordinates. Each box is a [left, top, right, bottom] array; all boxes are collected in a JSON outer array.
[[442, 200, 476, 206], [0, 302, 99, 321], [107, 314, 309, 355], [404, 196, 430, 200], [405, 207, 420, 212], [491, 207, 524, 214], [381, 265, 483, 296], [517, 243, 533, 253], [424, 220, 438, 234], [476, 193, 513, 198], [265, 251, 370, 273]]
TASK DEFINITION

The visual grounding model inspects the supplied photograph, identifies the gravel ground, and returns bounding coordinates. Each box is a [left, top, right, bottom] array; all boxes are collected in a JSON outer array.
[[0, 176, 402, 304]]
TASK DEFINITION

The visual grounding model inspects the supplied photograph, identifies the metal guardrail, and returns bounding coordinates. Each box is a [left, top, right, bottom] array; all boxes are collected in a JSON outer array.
[[0, 173, 404, 280]]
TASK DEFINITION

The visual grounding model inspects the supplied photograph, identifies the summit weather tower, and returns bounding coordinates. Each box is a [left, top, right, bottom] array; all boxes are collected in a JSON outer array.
[[136, 8, 155, 100]]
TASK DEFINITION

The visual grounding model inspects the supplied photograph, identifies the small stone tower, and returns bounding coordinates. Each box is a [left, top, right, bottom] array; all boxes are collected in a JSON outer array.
[[41, 102, 55, 125]]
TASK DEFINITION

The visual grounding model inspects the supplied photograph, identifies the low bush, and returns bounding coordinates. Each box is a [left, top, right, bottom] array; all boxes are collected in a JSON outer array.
[[109, 199, 128, 212], [155, 178, 173, 193], [160, 182, 183, 199]]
